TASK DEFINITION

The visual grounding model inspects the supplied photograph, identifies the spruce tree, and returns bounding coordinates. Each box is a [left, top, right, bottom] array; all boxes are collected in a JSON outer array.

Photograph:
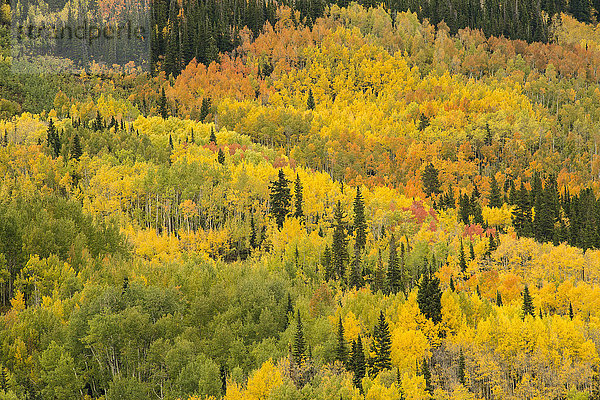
[[422, 163, 441, 196], [373, 249, 385, 293], [293, 310, 306, 366], [294, 174, 304, 219], [284, 293, 294, 329], [209, 127, 217, 144], [269, 169, 292, 229], [353, 187, 367, 251], [160, 87, 168, 119], [71, 133, 82, 160], [217, 148, 225, 164], [323, 244, 333, 281], [459, 193, 471, 224], [249, 214, 257, 249], [334, 315, 348, 365], [522, 285, 534, 318], [307, 88, 315, 110], [220, 365, 227, 395], [458, 350, 466, 386], [417, 272, 443, 323], [569, 301, 574, 320], [372, 311, 392, 374], [422, 359, 432, 395], [169, 134, 174, 150], [449, 276, 455, 292], [459, 240, 467, 274], [386, 234, 401, 294], [469, 242, 475, 261], [513, 182, 533, 237], [200, 97, 212, 121], [93, 111, 103, 131], [489, 175, 503, 208], [534, 175, 559, 243], [350, 335, 366, 389], [496, 291, 503, 306], [331, 201, 349, 281], [47, 119, 60, 158], [349, 245, 363, 289]]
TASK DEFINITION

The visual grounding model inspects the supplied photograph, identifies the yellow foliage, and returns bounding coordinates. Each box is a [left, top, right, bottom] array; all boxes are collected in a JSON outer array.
[[244, 359, 283, 400]]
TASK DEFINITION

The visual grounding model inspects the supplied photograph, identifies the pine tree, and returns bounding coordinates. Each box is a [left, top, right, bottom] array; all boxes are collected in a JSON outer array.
[[284, 293, 294, 329], [47, 119, 60, 158], [353, 187, 367, 251], [459, 193, 471, 224], [294, 174, 304, 219], [93, 111, 103, 131], [449, 276, 455, 291], [522, 285, 534, 318], [496, 291, 503, 306], [209, 127, 217, 144], [249, 214, 257, 249], [334, 315, 348, 365], [71, 133, 82, 160], [169, 134, 174, 150], [417, 272, 443, 323], [459, 240, 467, 274], [349, 245, 363, 289], [307, 88, 315, 110], [534, 175, 559, 243], [513, 182, 533, 237], [350, 335, 366, 389], [293, 310, 306, 366], [200, 97, 212, 121], [217, 148, 225, 164], [160, 87, 168, 119], [569, 301, 574, 320], [422, 163, 441, 196], [422, 359, 432, 395], [323, 244, 333, 281], [372, 311, 392, 375], [373, 249, 385, 293], [332, 201, 349, 281], [489, 175, 503, 208], [469, 242, 475, 260], [386, 234, 401, 294], [220, 365, 227, 395], [269, 169, 292, 229]]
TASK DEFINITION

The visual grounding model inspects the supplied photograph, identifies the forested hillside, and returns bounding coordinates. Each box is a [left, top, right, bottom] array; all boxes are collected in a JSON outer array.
[[3, 2, 600, 400]]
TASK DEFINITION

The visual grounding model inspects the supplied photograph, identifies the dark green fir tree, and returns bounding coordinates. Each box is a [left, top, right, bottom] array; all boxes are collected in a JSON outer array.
[[332, 201, 349, 281], [294, 174, 304, 219], [293, 310, 306, 366], [307, 88, 315, 110], [353, 186, 367, 251], [335, 315, 348, 365], [372, 311, 392, 375], [269, 169, 292, 229], [522, 285, 534, 318]]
